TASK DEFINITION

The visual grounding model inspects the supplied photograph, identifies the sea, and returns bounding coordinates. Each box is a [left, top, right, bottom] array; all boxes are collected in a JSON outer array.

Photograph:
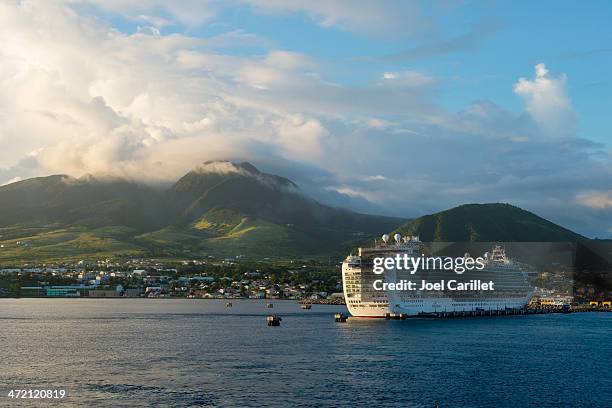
[[0, 299, 610, 407]]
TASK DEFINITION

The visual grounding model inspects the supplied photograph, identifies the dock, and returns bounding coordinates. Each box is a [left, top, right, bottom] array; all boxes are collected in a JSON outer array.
[[413, 304, 611, 318]]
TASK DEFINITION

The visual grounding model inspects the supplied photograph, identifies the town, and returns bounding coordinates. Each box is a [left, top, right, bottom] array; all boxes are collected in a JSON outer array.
[[1, 255, 607, 309], [0, 257, 345, 302]]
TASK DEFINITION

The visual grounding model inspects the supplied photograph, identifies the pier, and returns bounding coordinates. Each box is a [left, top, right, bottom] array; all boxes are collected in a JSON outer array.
[[414, 304, 611, 319]]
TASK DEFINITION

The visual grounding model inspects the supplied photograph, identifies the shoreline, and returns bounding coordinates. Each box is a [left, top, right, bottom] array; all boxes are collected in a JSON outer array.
[[0, 296, 343, 303]]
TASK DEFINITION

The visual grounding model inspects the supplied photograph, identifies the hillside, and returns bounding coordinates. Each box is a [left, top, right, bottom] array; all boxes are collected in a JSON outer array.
[[0, 162, 404, 262], [168, 161, 405, 257], [0, 167, 589, 264], [0, 175, 173, 230], [394, 203, 584, 242]]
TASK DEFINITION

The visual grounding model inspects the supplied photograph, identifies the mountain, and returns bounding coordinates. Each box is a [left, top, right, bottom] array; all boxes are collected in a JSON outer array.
[[173, 161, 397, 233], [0, 175, 173, 230], [167, 161, 404, 257], [0, 162, 404, 262], [0, 166, 588, 263], [394, 203, 584, 242]]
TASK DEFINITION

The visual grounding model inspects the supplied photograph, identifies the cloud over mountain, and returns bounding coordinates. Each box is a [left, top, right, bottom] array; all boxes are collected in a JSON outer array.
[[0, 1, 610, 238]]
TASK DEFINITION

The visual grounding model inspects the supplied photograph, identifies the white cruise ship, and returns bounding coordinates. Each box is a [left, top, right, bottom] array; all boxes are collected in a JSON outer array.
[[342, 234, 535, 318]]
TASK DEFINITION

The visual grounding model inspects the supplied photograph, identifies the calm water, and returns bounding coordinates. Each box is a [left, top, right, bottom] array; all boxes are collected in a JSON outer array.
[[0, 299, 610, 407]]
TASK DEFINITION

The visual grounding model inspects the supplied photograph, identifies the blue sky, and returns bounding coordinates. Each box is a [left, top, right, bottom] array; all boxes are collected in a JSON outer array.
[[0, 1, 610, 237], [99, 0, 611, 144]]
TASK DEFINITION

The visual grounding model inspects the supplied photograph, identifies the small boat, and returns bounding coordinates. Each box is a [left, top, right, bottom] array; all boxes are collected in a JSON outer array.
[[226, 302, 233, 307], [334, 313, 348, 323], [301, 304, 312, 310], [267, 315, 282, 326], [266, 303, 274, 308]]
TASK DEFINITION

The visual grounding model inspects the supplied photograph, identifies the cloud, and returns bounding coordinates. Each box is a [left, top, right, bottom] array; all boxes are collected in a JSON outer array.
[[0, 2, 611, 238], [74, 0, 430, 38], [362, 175, 387, 181], [326, 185, 379, 203], [558, 47, 612, 60], [275, 114, 329, 160], [240, 0, 429, 38], [1, 177, 22, 186], [513, 63, 575, 137], [577, 191, 612, 209], [0, 1, 356, 182], [71, 0, 220, 27], [381, 71, 435, 87], [193, 161, 253, 176], [382, 21, 502, 61]]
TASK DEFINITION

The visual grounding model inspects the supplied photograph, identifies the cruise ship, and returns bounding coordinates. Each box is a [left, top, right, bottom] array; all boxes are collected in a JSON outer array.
[[342, 234, 535, 317]]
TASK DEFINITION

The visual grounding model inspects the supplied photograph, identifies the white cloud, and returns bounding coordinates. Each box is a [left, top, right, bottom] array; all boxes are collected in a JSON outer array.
[[275, 114, 329, 160], [381, 71, 434, 87], [0, 2, 610, 238], [240, 0, 428, 38], [365, 118, 393, 129], [70, 0, 219, 27], [326, 185, 380, 203], [362, 175, 387, 181], [513, 63, 575, 137], [0, 2, 346, 181], [576, 191, 612, 209], [70, 0, 428, 38], [1, 177, 22, 186]]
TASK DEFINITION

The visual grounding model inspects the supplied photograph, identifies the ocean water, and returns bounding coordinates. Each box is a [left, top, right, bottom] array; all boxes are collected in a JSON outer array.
[[0, 299, 610, 407]]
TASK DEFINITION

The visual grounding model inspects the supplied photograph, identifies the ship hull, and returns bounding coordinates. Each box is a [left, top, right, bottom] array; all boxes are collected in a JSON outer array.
[[346, 294, 533, 317], [389, 294, 533, 316]]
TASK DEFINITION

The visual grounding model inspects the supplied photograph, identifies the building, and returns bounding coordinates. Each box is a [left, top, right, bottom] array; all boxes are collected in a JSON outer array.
[[124, 288, 143, 297], [534, 295, 574, 306], [190, 276, 215, 283], [46, 287, 81, 297], [20, 286, 45, 297], [20, 285, 96, 297], [88, 290, 119, 298]]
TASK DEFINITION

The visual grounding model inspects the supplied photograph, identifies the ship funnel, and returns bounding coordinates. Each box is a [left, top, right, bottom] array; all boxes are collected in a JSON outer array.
[[381, 234, 390, 243]]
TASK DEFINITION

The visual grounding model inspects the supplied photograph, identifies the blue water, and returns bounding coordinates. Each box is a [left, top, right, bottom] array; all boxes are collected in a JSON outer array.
[[0, 299, 610, 407]]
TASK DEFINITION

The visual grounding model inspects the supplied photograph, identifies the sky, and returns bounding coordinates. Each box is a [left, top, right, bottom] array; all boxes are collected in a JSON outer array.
[[0, 0, 611, 237]]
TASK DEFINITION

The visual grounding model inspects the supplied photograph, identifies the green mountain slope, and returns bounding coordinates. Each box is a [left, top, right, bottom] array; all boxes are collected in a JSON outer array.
[[0, 162, 405, 262], [170, 162, 405, 257], [0, 165, 587, 264], [394, 203, 584, 242], [0, 175, 174, 230]]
